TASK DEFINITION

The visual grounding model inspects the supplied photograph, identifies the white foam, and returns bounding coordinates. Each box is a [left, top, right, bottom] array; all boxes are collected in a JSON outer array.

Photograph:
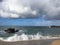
[[0, 33, 60, 42]]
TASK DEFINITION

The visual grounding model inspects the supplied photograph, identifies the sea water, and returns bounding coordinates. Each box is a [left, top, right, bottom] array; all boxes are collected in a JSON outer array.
[[0, 26, 60, 42]]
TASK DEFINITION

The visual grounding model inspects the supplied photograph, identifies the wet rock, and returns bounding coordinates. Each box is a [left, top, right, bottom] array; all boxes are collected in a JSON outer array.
[[4, 28, 19, 33]]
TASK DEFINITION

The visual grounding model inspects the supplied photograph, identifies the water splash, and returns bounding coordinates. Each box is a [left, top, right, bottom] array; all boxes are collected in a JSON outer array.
[[0, 33, 60, 42]]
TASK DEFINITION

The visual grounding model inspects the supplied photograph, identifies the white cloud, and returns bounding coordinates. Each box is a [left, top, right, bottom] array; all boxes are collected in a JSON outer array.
[[0, 0, 60, 19]]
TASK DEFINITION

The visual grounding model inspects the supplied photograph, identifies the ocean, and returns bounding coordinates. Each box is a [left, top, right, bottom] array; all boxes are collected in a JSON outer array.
[[0, 26, 60, 42]]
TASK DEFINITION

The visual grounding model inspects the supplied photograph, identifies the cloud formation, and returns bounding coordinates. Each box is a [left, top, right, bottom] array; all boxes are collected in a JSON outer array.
[[0, 0, 60, 19]]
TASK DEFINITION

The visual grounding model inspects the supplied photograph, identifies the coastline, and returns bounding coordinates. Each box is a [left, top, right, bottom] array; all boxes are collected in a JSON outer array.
[[0, 39, 59, 45]]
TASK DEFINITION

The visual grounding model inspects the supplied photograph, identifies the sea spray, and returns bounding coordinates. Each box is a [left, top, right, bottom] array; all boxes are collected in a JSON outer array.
[[0, 33, 60, 42]]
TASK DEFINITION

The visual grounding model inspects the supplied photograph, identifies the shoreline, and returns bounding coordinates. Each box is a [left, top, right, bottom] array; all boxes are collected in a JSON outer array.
[[0, 37, 60, 42], [0, 39, 60, 45]]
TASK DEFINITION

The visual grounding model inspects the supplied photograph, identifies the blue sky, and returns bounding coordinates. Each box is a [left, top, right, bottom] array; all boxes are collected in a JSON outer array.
[[0, 18, 41, 26], [0, 18, 60, 26]]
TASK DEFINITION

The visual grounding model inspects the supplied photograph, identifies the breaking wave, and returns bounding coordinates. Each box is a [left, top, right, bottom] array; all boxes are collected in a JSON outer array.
[[0, 33, 60, 42], [0, 27, 60, 42]]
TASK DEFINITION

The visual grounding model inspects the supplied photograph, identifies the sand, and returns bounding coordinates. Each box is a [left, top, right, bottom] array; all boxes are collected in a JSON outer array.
[[0, 39, 60, 45], [50, 40, 60, 45]]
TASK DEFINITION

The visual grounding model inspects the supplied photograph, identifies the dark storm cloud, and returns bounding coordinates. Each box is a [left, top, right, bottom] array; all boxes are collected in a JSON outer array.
[[0, 0, 3, 2], [0, 0, 60, 19]]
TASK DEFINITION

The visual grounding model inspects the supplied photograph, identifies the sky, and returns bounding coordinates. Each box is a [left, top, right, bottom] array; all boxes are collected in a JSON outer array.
[[0, 18, 51, 26], [0, 0, 60, 26], [0, 18, 60, 26]]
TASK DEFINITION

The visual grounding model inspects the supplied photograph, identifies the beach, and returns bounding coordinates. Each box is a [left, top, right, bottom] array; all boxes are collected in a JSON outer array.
[[0, 39, 60, 45], [50, 39, 60, 45]]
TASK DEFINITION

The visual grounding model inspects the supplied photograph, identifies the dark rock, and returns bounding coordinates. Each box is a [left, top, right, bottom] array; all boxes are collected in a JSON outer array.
[[4, 28, 19, 33], [50, 26, 60, 28]]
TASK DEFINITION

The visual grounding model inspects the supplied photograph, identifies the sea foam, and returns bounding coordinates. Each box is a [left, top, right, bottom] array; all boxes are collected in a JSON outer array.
[[0, 33, 60, 42]]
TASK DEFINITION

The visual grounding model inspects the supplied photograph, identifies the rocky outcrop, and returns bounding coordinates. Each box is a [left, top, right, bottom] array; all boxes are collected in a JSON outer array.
[[49, 26, 60, 28], [4, 28, 19, 33]]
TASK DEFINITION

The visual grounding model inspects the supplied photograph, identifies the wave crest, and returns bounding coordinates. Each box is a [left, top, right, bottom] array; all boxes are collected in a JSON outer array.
[[0, 33, 60, 42]]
